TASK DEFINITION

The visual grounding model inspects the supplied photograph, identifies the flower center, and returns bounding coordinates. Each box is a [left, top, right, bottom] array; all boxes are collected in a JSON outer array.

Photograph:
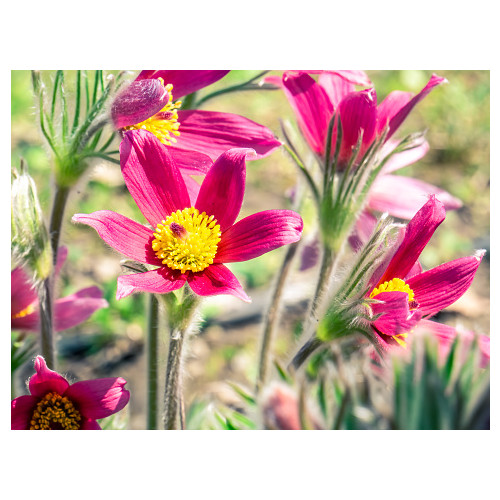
[[30, 392, 82, 430], [369, 278, 415, 302], [124, 79, 182, 145], [12, 303, 35, 319], [152, 207, 221, 274]]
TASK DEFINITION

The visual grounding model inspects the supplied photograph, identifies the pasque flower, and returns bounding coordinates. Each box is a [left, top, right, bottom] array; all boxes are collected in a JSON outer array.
[[11, 356, 130, 429], [111, 70, 282, 171], [366, 195, 485, 351], [11, 247, 108, 332], [73, 130, 303, 302]]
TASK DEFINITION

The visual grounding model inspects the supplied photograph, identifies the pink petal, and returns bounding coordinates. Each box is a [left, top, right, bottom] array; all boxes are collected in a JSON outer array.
[[168, 148, 213, 175], [81, 419, 102, 430], [306, 70, 372, 86], [135, 70, 230, 100], [380, 139, 430, 174], [368, 175, 463, 220], [11, 308, 40, 331], [378, 195, 446, 284], [11, 395, 38, 430], [407, 252, 485, 317], [318, 72, 356, 107], [214, 210, 303, 263], [376, 90, 413, 135], [348, 210, 378, 251], [116, 267, 187, 300], [195, 148, 250, 232], [174, 109, 281, 160], [371, 291, 422, 337], [64, 377, 130, 420], [11, 266, 37, 317], [182, 173, 202, 206], [338, 88, 378, 164], [120, 130, 190, 227], [54, 287, 108, 331], [72, 211, 161, 265], [187, 264, 251, 302], [111, 79, 170, 129], [386, 74, 447, 141], [28, 356, 69, 398], [282, 72, 333, 154], [54, 246, 68, 276]]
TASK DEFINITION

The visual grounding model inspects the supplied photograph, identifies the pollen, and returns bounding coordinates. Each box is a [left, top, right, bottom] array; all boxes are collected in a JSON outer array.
[[152, 207, 221, 274], [30, 392, 82, 430], [124, 79, 182, 145], [12, 303, 35, 319], [370, 277, 415, 302]]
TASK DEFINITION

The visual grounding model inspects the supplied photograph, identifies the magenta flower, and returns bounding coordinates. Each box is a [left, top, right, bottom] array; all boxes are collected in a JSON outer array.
[[72, 130, 303, 302], [366, 195, 484, 351], [11, 356, 130, 430], [11, 247, 108, 332], [111, 70, 281, 170]]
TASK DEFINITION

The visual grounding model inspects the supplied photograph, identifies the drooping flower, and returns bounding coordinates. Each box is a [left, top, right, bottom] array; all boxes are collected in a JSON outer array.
[[111, 70, 282, 171], [11, 247, 108, 332], [72, 130, 303, 302], [11, 356, 130, 430], [366, 195, 485, 352]]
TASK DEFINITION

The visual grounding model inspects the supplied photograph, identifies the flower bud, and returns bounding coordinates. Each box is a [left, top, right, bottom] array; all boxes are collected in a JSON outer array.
[[11, 160, 52, 281]]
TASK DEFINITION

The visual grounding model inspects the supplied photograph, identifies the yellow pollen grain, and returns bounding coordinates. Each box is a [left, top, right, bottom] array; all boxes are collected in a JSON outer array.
[[152, 207, 221, 274], [12, 303, 35, 319], [29, 392, 82, 430], [369, 278, 415, 302], [124, 80, 182, 145]]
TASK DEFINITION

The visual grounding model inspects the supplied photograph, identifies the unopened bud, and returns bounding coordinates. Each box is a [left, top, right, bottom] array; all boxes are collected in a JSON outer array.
[[11, 160, 52, 281]]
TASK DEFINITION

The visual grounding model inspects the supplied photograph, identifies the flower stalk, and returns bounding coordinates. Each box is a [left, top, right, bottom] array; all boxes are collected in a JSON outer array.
[[147, 294, 160, 430]]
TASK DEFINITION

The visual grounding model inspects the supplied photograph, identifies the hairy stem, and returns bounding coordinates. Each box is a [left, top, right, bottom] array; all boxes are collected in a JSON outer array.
[[256, 241, 299, 393], [49, 184, 70, 262], [147, 295, 159, 430], [38, 277, 55, 369]]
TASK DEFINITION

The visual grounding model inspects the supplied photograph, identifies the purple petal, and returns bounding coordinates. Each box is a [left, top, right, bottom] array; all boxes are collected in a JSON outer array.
[[11, 308, 40, 332], [72, 211, 161, 265], [378, 195, 446, 284], [348, 210, 378, 252], [81, 419, 102, 430], [195, 148, 251, 232], [54, 287, 108, 331], [64, 377, 130, 420], [120, 130, 190, 227], [135, 70, 230, 100], [187, 264, 251, 302], [407, 252, 485, 317], [111, 79, 170, 129], [299, 236, 320, 271], [174, 109, 281, 160], [116, 267, 187, 300], [371, 291, 422, 337], [338, 88, 378, 164], [368, 175, 463, 220], [28, 356, 69, 398], [214, 210, 303, 263], [282, 72, 333, 155], [11, 395, 38, 430], [386, 74, 447, 141]]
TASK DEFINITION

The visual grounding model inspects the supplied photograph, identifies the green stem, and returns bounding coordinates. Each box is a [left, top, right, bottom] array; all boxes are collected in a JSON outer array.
[[163, 294, 200, 430], [289, 336, 324, 373], [147, 295, 159, 430], [49, 184, 70, 263], [38, 277, 55, 369], [256, 241, 299, 393]]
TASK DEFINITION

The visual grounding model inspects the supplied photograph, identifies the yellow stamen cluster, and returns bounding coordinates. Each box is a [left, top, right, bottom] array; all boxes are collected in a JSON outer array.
[[30, 392, 82, 430], [124, 79, 182, 145], [369, 277, 415, 302], [152, 207, 221, 274], [12, 303, 35, 319]]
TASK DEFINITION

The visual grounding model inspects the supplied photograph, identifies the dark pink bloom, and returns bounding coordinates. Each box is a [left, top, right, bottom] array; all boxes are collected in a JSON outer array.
[[111, 70, 281, 170], [11, 356, 130, 429], [367, 196, 484, 351], [11, 247, 108, 332], [72, 130, 303, 302]]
